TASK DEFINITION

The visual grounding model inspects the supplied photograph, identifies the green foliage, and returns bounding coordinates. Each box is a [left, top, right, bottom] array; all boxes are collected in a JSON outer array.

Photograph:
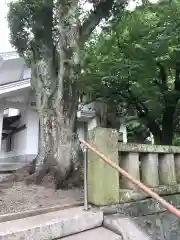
[[172, 135, 180, 146], [8, 0, 55, 62], [82, 1, 180, 144]]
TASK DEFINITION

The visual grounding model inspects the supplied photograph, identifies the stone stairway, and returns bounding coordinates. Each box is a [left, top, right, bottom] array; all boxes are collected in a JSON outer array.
[[60, 227, 121, 239], [0, 162, 26, 182], [0, 155, 33, 182], [0, 206, 121, 240], [0, 203, 177, 239]]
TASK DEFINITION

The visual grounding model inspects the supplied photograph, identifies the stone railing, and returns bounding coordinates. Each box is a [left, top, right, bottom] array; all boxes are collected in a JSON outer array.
[[118, 143, 180, 203], [87, 127, 180, 206]]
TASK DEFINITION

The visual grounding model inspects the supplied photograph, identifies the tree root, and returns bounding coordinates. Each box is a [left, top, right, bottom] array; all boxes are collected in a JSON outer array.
[[25, 161, 83, 189], [26, 141, 84, 189]]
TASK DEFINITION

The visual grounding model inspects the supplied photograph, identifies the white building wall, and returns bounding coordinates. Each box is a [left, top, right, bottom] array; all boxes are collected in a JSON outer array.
[[26, 108, 39, 156], [88, 118, 97, 131], [0, 102, 4, 152], [0, 110, 27, 159], [1, 139, 6, 152], [13, 111, 27, 155], [77, 122, 85, 141], [0, 108, 39, 160], [0, 57, 24, 85]]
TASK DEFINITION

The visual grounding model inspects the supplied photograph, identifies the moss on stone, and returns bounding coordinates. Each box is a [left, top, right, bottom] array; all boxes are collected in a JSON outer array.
[[119, 184, 180, 203], [87, 127, 120, 206], [118, 143, 180, 153]]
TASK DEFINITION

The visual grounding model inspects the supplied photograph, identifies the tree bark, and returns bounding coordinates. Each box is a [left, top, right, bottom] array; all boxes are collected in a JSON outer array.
[[39, 109, 80, 187], [161, 105, 175, 145], [32, 56, 82, 188], [30, 0, 118, 188]]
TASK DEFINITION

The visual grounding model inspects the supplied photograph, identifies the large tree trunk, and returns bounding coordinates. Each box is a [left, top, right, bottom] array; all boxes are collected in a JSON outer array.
[[161, 104, 176, 145], [33, 77, 83, 188], [33, 51, 83, 187], [40, 109, 80, 187], [30, 0, 82, 188], [29, 0, 116, 188]]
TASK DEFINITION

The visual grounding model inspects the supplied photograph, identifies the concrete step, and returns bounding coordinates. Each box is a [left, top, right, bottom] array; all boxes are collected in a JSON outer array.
[[0, 163, 26, 172], [0, 174, 11, 181], [0, 207, 103, 239], [60, 227, 122, 239], [104, 214, 150, 240]]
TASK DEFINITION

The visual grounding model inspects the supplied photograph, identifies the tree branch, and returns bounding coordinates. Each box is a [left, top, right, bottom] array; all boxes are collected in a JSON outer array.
[[79, 0, 115, 47], [156, 62, 168, 91], [123, 88, 162, 138], [126, 88, 149, 116]]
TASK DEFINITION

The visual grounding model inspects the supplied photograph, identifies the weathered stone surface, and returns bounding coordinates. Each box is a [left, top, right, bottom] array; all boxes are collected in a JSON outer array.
[[61, 227, 122, 240], [104, 211, 180, 240], [141, 153, 159, 187], [174, 154, 180, 183], [159, 154, 177, 185], [118, 143, 180, 153], [118, 184, 180, 203], [120, 153, 140, 190], [133, 212, 180, 240], [0, 203, 83, 223], [88, 127, 119, 206], [0, 207, 103, 239], [100, 194, 180, 217], [0, 154, 36, 163], [104, 215, 150, 240]]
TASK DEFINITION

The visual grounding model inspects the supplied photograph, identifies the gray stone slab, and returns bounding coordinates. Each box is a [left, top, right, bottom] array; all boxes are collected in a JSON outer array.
[[132, 212, 180, 240], [0, 163, 25, 172], [61, 227, 122, 240], [101, 194, 180, 217], [104, 215, 150, 240], [0, 207, 103, 239]]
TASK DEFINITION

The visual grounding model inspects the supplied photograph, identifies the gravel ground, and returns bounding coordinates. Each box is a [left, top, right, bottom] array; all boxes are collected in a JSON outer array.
[[0, 182, 83, 215], [0, 165, 84, 215]]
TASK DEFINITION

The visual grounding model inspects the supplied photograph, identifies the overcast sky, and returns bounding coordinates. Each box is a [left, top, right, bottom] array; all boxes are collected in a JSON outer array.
[[0, 0, 146, 53], [0, 0, 14, 52]]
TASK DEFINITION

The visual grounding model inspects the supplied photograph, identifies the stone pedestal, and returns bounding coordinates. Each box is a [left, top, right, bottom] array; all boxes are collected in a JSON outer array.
[[141, 153, 159, 187], [159, 154, 176, 185], [174, 154, 180, 183], [120, 152, 140, 189], [88, 127, 119, 206]]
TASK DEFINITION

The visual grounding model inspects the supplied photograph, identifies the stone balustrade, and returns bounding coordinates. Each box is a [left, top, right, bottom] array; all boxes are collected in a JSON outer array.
[[118, 143, 180, 189], [87, 127, 180, 206]]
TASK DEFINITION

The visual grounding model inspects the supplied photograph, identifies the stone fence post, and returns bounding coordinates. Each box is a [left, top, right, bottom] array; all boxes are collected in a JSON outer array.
[[87, 127, 119, 206]]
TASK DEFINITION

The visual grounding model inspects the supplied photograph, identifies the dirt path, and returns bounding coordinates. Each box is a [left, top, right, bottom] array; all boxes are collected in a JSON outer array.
[[0, 165, 84, 215], [0, 182, 83, 215]]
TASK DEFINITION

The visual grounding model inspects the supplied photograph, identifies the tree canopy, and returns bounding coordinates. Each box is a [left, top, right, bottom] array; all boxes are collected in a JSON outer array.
[[82, 1, 180, 145]]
